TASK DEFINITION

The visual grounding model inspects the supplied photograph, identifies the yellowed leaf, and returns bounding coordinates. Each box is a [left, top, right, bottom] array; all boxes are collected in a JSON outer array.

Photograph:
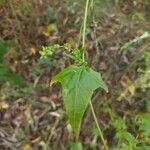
[[22, 144, 32, 150], [128, 85, 135, 96], [0, 94, 6, 100], [47, 23, 57, 32], [30, 48, 36, 55], [0, 102, 9, 109], [43, 31, 50, 37]]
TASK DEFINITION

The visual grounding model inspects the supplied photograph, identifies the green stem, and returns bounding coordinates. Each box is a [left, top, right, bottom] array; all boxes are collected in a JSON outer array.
[[82, 0, 90, 63], [80, 0, 108, 149], [75, 0, 90, 141], [89, 101, 108, 150], [77, 22, 83, 48]]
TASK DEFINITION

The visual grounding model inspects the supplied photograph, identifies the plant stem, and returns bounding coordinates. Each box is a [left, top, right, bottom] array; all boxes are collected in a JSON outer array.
[[75, 0, 90, 142], [77, 22, 83, 48], [89, 101, 108, 150], [81, 1, 108, 149], [82, 0, 90, 63]]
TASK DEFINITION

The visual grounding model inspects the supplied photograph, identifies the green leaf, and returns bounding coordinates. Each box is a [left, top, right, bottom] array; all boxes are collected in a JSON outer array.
[[138, 146, 150, 150], [115, 131, 136, 143], [69, 142, 83, 150], [139, 113, 150, 137], [51, 66, 108, 131], [0, 65, 10, 81], [143, 146, 150, 150], [7, 72, 25, 85], [0, 64, 24, 85], [0, 42, 11, 63]]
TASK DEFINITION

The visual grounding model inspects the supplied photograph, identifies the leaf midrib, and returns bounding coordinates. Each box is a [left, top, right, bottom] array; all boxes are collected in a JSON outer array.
[[73, 68, 84, 129]]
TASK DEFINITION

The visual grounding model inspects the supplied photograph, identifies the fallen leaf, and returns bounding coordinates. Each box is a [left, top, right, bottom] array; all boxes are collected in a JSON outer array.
[[128, 85, 136, 96], [0, 101, 9, 109], [22, 144, 32, 150]]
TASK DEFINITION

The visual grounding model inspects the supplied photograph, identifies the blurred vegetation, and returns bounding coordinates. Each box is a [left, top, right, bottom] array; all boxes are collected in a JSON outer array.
[[0, 0, 150, 150]]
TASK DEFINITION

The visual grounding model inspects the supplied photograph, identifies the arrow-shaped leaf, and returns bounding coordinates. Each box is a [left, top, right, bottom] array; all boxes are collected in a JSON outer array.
[[51, 66, 108, 131]]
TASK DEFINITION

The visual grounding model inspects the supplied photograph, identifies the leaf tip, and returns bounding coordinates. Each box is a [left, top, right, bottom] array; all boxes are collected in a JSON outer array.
[[101, 83, 108, 93]]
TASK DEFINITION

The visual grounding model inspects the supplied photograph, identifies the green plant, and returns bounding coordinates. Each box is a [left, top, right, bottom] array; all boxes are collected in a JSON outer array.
[[0, 42, 24, 85], [117, 38, 150, 149], [112, 117, 137, 150], [40, 0, 108, 149]]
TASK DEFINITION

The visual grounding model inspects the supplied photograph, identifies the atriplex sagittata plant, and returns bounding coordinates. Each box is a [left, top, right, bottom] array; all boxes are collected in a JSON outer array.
[[40, 0, 108, 149]]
